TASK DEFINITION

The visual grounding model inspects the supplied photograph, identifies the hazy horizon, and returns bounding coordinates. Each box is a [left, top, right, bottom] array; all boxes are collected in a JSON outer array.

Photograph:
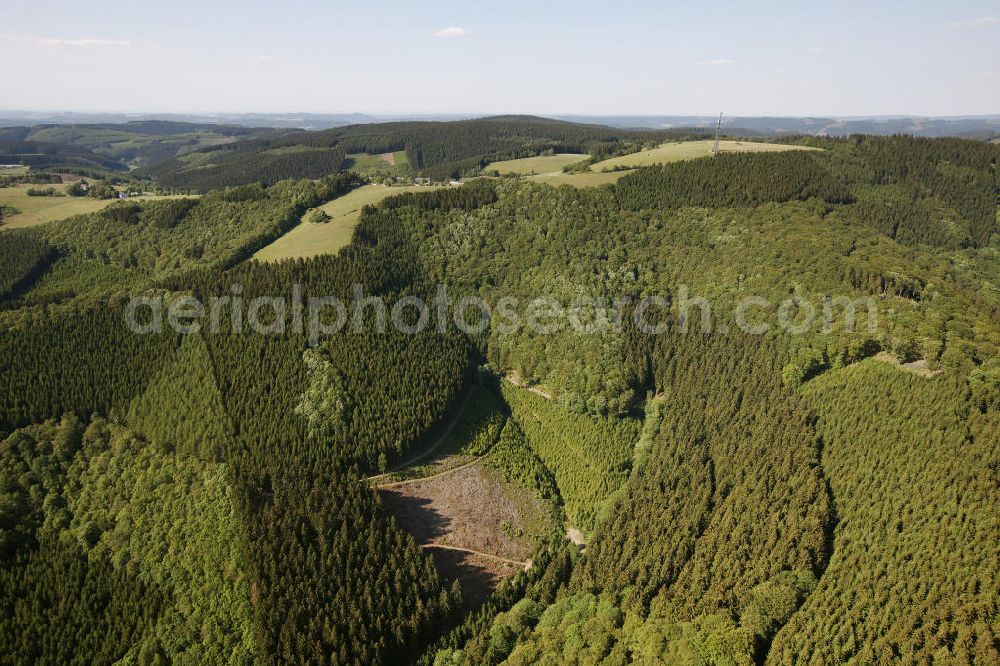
[[2, 110, 1000, 120]]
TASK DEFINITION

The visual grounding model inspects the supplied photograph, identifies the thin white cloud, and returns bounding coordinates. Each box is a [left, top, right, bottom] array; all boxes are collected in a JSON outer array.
[[433, 26, 470, 38], [698, 58, 736, 66], [255, 55, 273, 63], [808, 46, 824, 52], [950, 16, 1000, 28], [0, 33, 131, 47]]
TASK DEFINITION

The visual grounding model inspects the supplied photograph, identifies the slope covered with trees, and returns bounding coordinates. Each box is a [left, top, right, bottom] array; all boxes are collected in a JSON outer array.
[[614, 150, 854, 210], [0, 128, 996, 664], [556, 330, 831, 661], [0, 173, 505, 663], [0, 121, 283, 170], [359, 152, 997, 416], [0, 140, 124, 171], [618, 134, 998, 248], [126, 332, 235, 462], [502, 382, 639, 534], [0, 304, 177, 432], [13, 173, 359, 302], [0, 232, 55, 300], [770, 360, 999, 663]]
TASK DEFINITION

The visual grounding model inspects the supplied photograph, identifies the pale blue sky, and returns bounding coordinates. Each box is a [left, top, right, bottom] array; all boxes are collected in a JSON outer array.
[[1, 0, 997, 115]]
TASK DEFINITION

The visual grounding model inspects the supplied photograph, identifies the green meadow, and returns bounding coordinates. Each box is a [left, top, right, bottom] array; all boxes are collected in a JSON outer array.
[[590, 139, 820, 171], [485, 153, 589, 175], [254, 183, 445, 261]]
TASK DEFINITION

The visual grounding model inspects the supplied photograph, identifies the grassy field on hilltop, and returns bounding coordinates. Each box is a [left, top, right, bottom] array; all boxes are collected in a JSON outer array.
[[345, 151, 409, 169], [528, 170, 629, 188], [0, 180, 187, 230], [254, 183, 445, 261], [0, 166, 30, 176], [1, 181, 117, 229], [504, 141, 813, 188], [342, 151, 410, 179], [485, 153, 589, 175], [590, 139, 820, 171]]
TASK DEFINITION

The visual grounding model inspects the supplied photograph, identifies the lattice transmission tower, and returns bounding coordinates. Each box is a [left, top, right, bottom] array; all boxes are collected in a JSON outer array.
[[712, 112, 724, 155]]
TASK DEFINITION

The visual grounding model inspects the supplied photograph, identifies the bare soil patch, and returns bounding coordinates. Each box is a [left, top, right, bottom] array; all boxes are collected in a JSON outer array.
[[380, 461, 550, 612], [380, 462, 533, 561], [566, 527, 585, 546], [425, 547, 524, 614], [379, 152, 396, 166], [505, 372, 553, 400], [874, 352, 943, 378]]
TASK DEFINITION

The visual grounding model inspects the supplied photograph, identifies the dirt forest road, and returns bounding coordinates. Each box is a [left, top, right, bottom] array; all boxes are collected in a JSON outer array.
[[504, 374, 553, 400], [367, 391, 471, 483], [423, 543, 532, 570], [375, 450, 490, 489]]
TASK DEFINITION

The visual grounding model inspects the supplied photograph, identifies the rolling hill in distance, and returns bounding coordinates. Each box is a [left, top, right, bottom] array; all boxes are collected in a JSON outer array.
[[4, 110, 1000, 136]]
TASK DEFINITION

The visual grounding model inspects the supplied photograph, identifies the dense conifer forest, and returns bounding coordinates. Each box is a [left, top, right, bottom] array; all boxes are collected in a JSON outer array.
[[0, 127, 997, 663], [0, 140, 125, 171], [0, 233, 55, 301]]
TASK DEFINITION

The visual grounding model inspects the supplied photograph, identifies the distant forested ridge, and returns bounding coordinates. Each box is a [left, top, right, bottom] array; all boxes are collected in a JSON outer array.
[[329, 115, 698, 180], [615, 150, 854, 210], [0, 140, 124, 171], [138, 116, 701, 189], [135, 139, 347, 190], [0, 121, 287, 171]]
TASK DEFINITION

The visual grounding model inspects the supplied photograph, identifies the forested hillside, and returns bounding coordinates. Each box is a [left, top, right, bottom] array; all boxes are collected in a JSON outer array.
[[139, 116, 699, 188], [453, 329, 834, 665], [0, 181, 485, 663], [357, 139, 998, 415], [0, 140, 124, 172], [0, 232, 55, 300], [0, 173, 360, 303], [0, 121, 285, 170], [771, 361, 999, 663], [0, 129, 997, 664], [502, 383, 639, 535]]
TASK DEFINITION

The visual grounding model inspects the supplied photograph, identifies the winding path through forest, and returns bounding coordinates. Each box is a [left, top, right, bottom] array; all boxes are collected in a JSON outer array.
[[422, 543, 532, 570], [504, 373, 553, 400], [375, 381, 593, 588], [375, 449, 492, 489], [367, 390, 472, 483]]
